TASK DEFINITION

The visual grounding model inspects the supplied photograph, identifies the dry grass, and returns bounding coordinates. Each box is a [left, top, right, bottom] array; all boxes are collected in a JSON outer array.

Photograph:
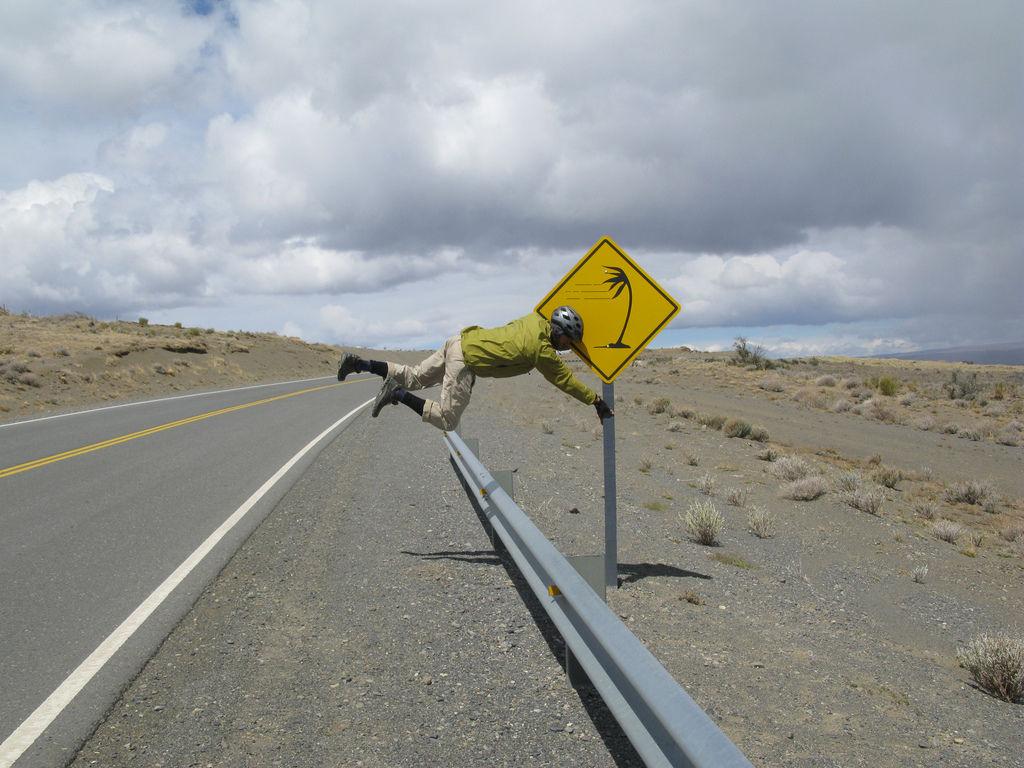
[[782, 476, 828, 501], [957, 635, 1024, 703], [872, 466, 902, 489], [933, 519, 963, 543], [771, 456, 811, 482], [757, 447, 779, 462], [682, 500, 724, 546], [913, 503, 937, 520], [845, 488, 884, 515], [725, 487, 748, 507], [943, 479, 994, 506], [723, 418, 752, 438], [747, 506, 776, 538], [696, 471, 715, 496], [834, 471, 862, 493]]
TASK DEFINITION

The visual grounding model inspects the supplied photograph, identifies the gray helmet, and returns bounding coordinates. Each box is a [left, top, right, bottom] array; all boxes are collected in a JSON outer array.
[[550, 305, 584, 341]]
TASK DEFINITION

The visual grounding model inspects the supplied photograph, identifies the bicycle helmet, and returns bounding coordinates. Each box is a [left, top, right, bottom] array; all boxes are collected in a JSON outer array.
[[550, 305, 584, 342]]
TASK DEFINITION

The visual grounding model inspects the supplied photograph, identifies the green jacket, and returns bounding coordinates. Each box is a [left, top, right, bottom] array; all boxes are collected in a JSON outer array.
[[461, 314, 597, 405]]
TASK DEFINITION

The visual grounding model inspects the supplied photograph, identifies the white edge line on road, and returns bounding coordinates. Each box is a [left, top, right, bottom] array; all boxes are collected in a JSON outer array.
[[0, 375, 371, 429], [0, 397, 374, 768]]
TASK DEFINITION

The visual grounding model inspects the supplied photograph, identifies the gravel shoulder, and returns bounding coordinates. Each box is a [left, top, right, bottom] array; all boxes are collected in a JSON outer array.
[[69, 405, 642, 768]]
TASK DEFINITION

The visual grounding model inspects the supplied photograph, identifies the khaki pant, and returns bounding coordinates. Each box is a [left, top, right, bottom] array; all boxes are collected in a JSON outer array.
[[387, 335, 476, 431]]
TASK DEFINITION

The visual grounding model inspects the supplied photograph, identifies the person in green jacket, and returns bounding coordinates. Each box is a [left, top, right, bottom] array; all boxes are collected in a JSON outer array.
[[336, 306, 614, 431]]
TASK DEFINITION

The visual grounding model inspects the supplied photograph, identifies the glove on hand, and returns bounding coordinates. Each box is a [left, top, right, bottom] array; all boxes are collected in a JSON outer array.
[[594, 397, 614, 423]]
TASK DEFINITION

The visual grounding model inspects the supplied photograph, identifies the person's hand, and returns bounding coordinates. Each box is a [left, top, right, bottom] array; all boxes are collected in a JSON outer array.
[[594, 397, 614, 423]]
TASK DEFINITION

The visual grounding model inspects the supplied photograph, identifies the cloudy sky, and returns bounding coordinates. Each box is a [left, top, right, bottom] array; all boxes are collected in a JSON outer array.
[[1, 0, 1020, 354]]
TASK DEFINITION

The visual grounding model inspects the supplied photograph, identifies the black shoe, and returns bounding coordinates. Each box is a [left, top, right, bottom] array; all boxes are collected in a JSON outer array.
[[371, 377, 401, 417], [337, 352, 362, 381]]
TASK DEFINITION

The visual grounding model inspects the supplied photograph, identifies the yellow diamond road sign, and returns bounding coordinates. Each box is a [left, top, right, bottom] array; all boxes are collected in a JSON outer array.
[[536, 237, 681, 383]]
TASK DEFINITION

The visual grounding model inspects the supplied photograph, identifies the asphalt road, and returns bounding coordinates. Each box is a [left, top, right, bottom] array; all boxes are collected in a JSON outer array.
[[0, 374, 379, 768]]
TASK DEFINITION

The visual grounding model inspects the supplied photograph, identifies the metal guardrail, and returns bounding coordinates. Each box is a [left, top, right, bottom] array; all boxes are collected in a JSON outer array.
[[443, 430, 753, 768]]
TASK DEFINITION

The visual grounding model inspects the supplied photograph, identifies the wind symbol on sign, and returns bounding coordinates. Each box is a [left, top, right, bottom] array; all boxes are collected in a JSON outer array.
[[597, 266, 633, 349]]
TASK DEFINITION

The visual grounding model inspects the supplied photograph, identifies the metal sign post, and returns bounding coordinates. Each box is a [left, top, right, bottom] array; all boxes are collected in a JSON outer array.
[[536, 237, 680, 591], [602, 382, 617, 589]]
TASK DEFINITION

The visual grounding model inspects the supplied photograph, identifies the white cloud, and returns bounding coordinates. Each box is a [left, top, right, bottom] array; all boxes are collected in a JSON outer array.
[[0, 0, 1020, 355], [319, 304, 433, 347], [0, 1, 216, 113]]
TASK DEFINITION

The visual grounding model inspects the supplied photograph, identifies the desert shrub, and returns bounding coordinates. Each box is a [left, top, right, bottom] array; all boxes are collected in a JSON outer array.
[[834, 471, 862, 493], [831, 398, 852, 413], [757, 447, 779, 462], [939, 422, 961, 435], [17, 372, 41, 388], [843, 378, 860, 390], [747, 506, 776, 538], [726, 487, 748, 507], [872, 466, 902, 489], [26, 349, 42, 358], [991, 380, 1015, 399], [945, 369, 980, 400], [781, 476, 828, 501], [10, 362, 30, 374], [957, 427, 982, 441], [138, 317, 149, 327], [749, 426, 770, 442], [698, 413, 726, 430], [999, 525, 1024, 543], [682, 500, 724, 546], [648, 397, 670, 414], [733, 336, 775, 370], [56, 347, 70, 357], [771, 456, 811, 482], [174, 321, 183, 328], [815, 375, 836, 387], [793, 388, 829, 409], [943, 479, 994, 506], [914, 503, 937, 520], [639, 458, 653, 473], [865, 398, 898, 423], [759, 376, 786, 392], [995, 431, 1019, 447], [669, 404, 694, 419], [846, 488, 884, 515], [912, 565, 928, 584], [970, 531, 984, 548], [685, 452, 700, 466], [933, 520, 963, 543], [187, 327, 202, 337], [723, 418, 752, 438], [697, 471, 715, 496], [667, 421, 686, 432], [633, 396, 645, 406], [957, 635, 1024, 703], [877, 376, 899, 396], [540, 421, 554, 434]]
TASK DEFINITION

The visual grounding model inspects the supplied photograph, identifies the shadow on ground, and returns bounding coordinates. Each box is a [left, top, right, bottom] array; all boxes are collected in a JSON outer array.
[[618, 561, 712, 585]]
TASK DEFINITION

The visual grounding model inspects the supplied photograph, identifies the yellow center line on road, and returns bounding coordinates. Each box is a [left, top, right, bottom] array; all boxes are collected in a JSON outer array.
[[0, 380, 367, 480]]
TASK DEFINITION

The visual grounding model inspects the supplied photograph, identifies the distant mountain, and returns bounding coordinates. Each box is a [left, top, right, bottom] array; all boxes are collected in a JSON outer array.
[[873, 341, 1024, 366]]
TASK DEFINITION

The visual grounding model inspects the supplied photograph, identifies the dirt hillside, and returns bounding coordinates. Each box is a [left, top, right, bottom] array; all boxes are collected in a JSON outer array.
[[0, 308, 421, 423]]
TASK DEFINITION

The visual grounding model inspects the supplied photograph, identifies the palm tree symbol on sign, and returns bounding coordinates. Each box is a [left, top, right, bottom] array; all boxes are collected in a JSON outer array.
[[597, 266, 633, 349]]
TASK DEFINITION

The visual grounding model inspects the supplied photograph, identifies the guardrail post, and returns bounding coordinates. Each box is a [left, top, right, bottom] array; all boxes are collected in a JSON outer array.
[[489, 469, 514, 553], [565, 554, 605, 688]]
